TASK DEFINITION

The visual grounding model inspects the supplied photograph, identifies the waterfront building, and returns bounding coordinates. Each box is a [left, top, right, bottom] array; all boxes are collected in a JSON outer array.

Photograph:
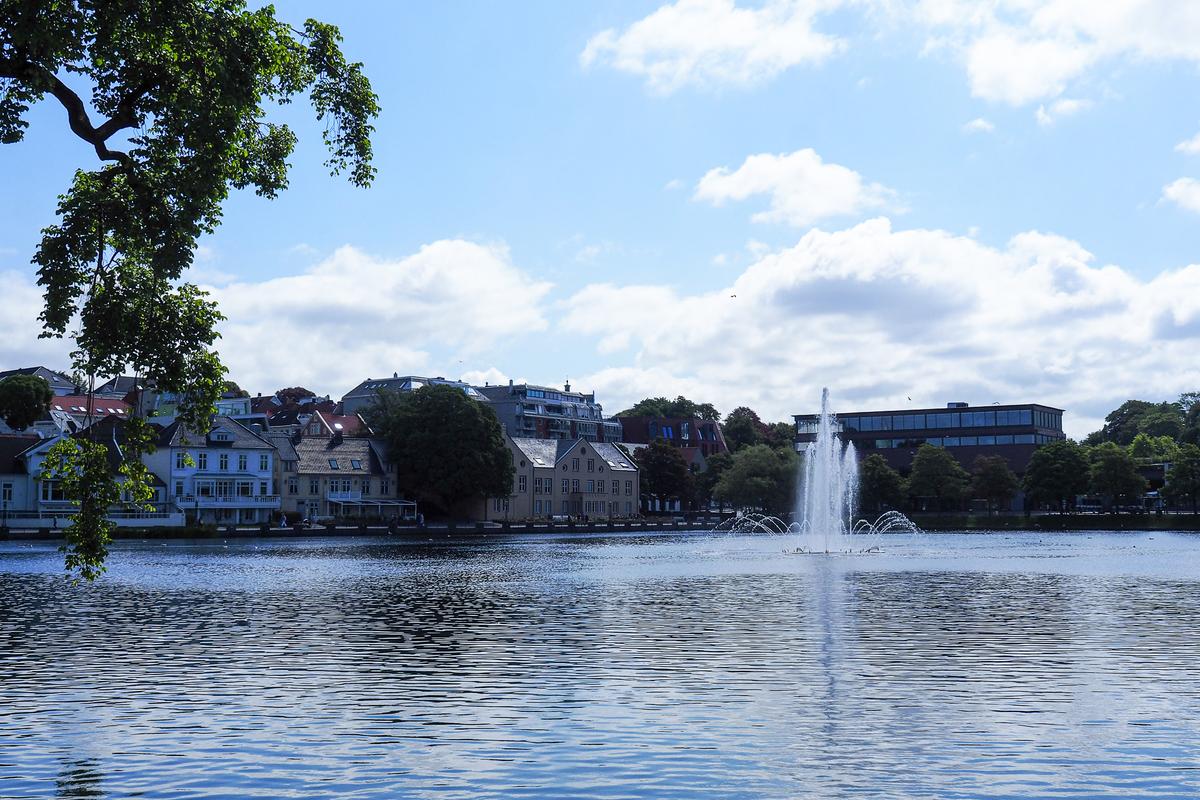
[[0, 392, 133, 438], [617, 415, 728, 457], [341, 374, 484, 416], [289, 433, 414, 520], [794, 401, 1066, 473], [485, 437, 640, 520], [476, 381, 623, 443], [0, 366, 76, 396], [146, 416, 280, 525]]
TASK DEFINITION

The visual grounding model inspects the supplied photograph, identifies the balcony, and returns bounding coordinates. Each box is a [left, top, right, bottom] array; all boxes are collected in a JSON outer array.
[[327, 491, 364, 501], [175, 494, 281, 509]]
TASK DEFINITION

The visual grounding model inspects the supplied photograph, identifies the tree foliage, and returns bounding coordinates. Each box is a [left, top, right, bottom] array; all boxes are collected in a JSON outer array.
[[635, 439, 692, 510], [969, 455, 1019, 513], [858, 453, 905, 515], [617, 395, 720, 421], [906, 444, 969, 511], [367, 386, 512, 515], [695, 451, 732, 510], [722, 406, 764, 452], [1128, 433, 1180, 463], [713, 444, 797, 515], [1164, 444, 1200, 514], [1023, 440, 1090, 512], [0, 374, 52, 430], [1088, 442, 1146, 510], [1086, 400, 1184, 446], [2, 1, 377, 577], [276, 386, 318, 405]]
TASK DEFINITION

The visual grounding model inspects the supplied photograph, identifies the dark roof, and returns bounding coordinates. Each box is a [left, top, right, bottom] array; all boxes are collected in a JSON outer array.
[[267, 432, 299, 462], [64, 416, 167, 487], [509, 437, 637, 472], [95, 376, 143, 396], [157, 416, 274, 450], [0, 366, 75, 390], [0, 434, 38, 474], [294, 436, 383, 475]]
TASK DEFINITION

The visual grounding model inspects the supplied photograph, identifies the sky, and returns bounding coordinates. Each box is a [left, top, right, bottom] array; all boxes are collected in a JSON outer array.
[[3, 0, 1200, 438]]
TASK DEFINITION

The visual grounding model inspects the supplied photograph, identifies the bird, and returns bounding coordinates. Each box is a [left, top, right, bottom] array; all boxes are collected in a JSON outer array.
[[907, 396, 912, 401], [730, 294, 737, 298]]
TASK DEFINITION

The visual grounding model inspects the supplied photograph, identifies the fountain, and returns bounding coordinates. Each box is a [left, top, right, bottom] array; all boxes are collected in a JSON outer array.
[[713, 388, 919, 552]]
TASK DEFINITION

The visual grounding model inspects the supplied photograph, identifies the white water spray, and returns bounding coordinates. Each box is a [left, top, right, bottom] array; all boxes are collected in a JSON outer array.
[[798, 388, 860, 552]]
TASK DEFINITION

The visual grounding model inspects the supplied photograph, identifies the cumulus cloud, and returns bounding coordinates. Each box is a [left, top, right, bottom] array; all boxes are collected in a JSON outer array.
[[1162, 177, 1200, 213], [0, 269, 74, 370], [562, 218, 1200, 437], [694, 149, 896, 227], [1176, 132, 1200, 154], [580, 0, 844, 93], [1035, 97, 1092, 126], [207, 240, 551, 396], [962, 117, 995, 133]]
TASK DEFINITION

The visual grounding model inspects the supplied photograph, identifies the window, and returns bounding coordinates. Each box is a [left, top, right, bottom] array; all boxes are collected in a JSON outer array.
[[562, 501, 569, 514], [587, 459, 595, 472], [288, 478, 298, 495], [561, 479, 569, 494], [572, 458, 580, 472], [238, 454, 247, 471], [329, 459, 339, 470], [361, 479, 371, 496], [572, 479, 580, 493], [350, 459, 362, 470], [612, 480, 619, 494], [310, 479, 319, 495], [173, 481, 183, 497], [380, 480, 390, 495], [341, 479, 352, 493], [175, 451, 187, 470], [259, 454, 269, 471], [519, 475, 527, 493], [534, 499, 542, 514], [219, 453, 229, 471], [259, 481, 268, 496], [625, 480, 633, 496], [197, 452, 207, 470]]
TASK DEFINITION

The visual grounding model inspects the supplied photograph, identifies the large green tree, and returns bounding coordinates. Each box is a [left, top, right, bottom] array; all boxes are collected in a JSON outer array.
[[969, 455, 1019, 514], [0, 374, 52, 430], [858, 453, 905, 515], [906, 444, 969, 511], [634, 439, 692, 512], [1086, 400, 1184, 446], [617, 395, 720, 421], [1088, 442, 1147, 511], [1023, 440, 1090, 512], [1163, 444, 1200, 514], [713, 444, 797, 516], [2, 1, 378, 578], [695, 451, 732, 511], [1128, 433, 1180, 463], [367, 385, 512, 515], [722, 406, 765, 452]]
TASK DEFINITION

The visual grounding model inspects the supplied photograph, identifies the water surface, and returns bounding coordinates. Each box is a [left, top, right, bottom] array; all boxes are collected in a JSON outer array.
[[2, 531, 1198, 798]]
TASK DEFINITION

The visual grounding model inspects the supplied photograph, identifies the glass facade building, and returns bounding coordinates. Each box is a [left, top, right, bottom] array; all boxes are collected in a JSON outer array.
[[794, 402, 1066, 474]]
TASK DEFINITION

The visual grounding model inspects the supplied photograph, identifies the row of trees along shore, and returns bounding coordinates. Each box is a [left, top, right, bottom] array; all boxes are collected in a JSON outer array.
[[626, 392, 1200, 516]]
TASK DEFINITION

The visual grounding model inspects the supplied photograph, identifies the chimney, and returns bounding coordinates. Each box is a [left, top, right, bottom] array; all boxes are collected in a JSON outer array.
[[333, 430, 343, 444], [508, 378, 514, 394], [564, 380, 571, 393], [393, 372, 398, 379]]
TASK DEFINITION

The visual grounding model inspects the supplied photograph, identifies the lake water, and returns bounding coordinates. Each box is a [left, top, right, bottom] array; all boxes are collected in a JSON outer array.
[[2, 531, 1198, 799]]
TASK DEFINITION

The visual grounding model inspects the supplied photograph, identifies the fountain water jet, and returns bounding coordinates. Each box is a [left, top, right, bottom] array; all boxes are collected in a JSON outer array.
[[797, 388, 860, 552]]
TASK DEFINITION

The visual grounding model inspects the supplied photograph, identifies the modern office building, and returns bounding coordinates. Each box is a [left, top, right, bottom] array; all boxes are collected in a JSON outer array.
[[794, 401, 1066, 473], [475, 381, 623, 442]]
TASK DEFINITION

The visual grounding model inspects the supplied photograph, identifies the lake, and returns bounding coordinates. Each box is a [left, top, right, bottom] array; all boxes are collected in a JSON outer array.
[[2, 531, 1198, 799]]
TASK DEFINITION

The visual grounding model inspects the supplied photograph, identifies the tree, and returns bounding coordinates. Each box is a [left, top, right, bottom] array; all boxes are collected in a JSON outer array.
[[276, 386, 319, 406], [969, 455, 1019, 514], [858, 453, 905, 515], [906, 444, 969, 511], [617, 396, 720, 421], [722, 407, 765, 452], [695, 451, 732, 511], [368, 385, 512, 515], [762, 421, 795, 450], [713, 444, 798, 516], [1088, 442, 1147, 511], [1128, 433, 1180, 463], [0, 374, 52, 430], [1181, 396, 1200, 445], [635, 439, 692, 512], [222, 381, 250, 399], [1023, 440, 1090, 512], [1163, 444, 1200, 514], [2, 2, 378, 578], [1086, 400, 1184, 446]]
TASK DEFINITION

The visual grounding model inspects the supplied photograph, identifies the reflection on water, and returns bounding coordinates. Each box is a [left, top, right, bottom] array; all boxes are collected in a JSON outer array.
[[1, 532, 1198, 798]]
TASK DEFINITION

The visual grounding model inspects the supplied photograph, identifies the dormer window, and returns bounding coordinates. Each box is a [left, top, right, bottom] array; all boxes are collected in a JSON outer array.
[[350, 459, 362, 470], [329, 459, 339, 469]]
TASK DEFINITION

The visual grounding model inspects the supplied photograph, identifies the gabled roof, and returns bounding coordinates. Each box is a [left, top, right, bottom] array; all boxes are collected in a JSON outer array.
[[0, 366, 75, 391], [95, 376, 143, 397], [312, 410, 370, 437], [510, 437, 559, 468], [509, 437, 637, 472], [267, 431, 299, 462], [0, 434, 39, 475], [293, 436, 383, 475], [157, 416, 274, 450], [45, 394, 132, 418]]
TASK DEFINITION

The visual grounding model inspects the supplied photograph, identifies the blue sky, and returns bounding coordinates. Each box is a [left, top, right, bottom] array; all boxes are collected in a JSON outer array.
[[4, 0, 1200, 436]]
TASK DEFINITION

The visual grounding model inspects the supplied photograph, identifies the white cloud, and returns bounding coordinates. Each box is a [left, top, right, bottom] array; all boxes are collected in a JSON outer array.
[[580, 0, 844, 93], [206, 241, 551, 396], [1176, 131, 1200, 154], [1035, 97, 1092, 126], [694, 148, 897, 227], [561, 217, 1200, 437], [1162, 177, 1200, 213], [962, 117, 995, 133], [0, 270, 74, 370], [460, 367, 511, 386]]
